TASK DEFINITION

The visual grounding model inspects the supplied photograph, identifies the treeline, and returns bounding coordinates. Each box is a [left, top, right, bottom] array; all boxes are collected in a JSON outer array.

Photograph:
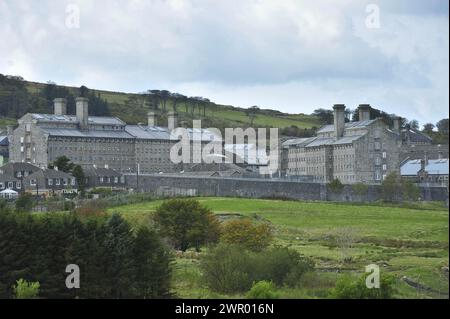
[[0, 204, 172, 299], [0, 74, 111, 119]]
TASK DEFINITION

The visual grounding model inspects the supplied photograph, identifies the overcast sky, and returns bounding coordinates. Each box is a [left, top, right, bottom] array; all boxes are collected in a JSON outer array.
[[1, 0, 448, 125]]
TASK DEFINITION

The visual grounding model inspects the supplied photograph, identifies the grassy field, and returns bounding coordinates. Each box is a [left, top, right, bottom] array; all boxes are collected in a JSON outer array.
[[107, 197, 449, 299]]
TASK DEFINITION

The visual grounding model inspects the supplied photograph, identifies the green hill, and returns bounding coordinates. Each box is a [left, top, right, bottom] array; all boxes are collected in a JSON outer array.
[[1, 75, 322, 135]]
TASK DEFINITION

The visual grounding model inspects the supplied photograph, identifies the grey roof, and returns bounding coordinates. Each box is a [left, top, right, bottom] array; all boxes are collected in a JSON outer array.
[[125, 125, 171, 140], [31, 114, 125, 126], [282, 138, 315, 148], [401, 159, 449, 176], [0, 162, 41, 174], [41, 128, 135, 139], [401, 129, 433, 143], [332, 134, 364, 145], [83, 166, 123, 177], [305, 137, 335, 148], [317, 120, 377, 134], [26, 169, 74, 180], [0, 136, 8, 146], [0, 174, 19, 182]]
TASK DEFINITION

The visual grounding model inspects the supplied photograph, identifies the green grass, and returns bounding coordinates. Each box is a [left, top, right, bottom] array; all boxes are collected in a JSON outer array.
[[107, 197, 449, 299]]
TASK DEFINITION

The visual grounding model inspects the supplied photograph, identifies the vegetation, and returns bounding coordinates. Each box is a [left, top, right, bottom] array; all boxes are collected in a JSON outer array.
[[13, 279, 40, 299], [331, 274, 396, 299], [381, 172, 421, 202], [0, 206, 172, 299], [328, 178, 344, 193], [200, 244, 314, 294], [110, 197, 448, 299], [246, 281, 280, 299], [153, 199, 221, 251], [15, 193, 34, 212], [220, 218, 273, 251]]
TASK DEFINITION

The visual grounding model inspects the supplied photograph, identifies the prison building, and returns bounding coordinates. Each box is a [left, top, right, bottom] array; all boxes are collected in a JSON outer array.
[[283, 104, 402, 184]]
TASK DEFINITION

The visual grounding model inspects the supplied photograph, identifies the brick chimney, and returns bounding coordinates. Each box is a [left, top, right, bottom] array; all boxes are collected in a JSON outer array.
[[358, 104, 371, 121], [168, 111, 177, 131], [76, 97, 89, 130], [333, 104, 346, 139], [54, 98, 67, 116], [148, 111, 155, 127]]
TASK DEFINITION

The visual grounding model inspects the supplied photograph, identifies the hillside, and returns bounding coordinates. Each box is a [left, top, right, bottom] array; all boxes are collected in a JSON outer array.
[[1, 75, 322, 135]]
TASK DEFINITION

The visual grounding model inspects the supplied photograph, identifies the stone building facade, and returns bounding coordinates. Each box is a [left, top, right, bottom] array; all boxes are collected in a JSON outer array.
[[8, 98, 219, 174], [283, 104, 402, 184]]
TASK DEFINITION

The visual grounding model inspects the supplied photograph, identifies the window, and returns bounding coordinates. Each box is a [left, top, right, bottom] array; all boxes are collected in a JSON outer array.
[[71, 178, 76, 186], [114, 177, 118, 184], [382, 164, 387, 171], [0, 182, 3, 189], [17, 182, 21, 189], [382, 152, 387, 159], [100, 177, 104, 183], [63, 179, 68, 186], [56, 179, 60, 186], [48, 179, 53, 186], [30, 179, 37, 186], [8, 182, 13, 188]]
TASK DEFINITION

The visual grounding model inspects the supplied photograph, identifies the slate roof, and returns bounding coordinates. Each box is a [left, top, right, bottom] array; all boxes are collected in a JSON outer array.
[[400, 159, 449, 176], [41, 128, 135, 139], [0, 136, 8, 146], [0, 162, 41, 175], [401, 129, 433, 144], [316, 120, 377, 134], [31, 114, 125, 126], [83, 166, 123, 177]]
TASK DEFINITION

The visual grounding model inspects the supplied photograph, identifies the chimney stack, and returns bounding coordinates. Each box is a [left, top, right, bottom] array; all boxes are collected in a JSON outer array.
[[168, 111, 177, 131], [393, 116, 401, 133], [333, 104, 346, 139], [76, 97, 89, 130], [6, 125, 14, 136], [147, 111, 155, 127], [358, 104, 371, 121], [53, 98, 67, 116]]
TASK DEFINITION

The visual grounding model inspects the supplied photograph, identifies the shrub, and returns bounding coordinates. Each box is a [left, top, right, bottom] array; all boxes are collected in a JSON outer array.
[[381, 172, 402, 202], [255, 246, 314, 287], [13, 279, 40, 299], [221, 218, 273, 252], [352, 183, 368, 197], [15, 193, 34, 212], [246, 281, 279, 299], [200, 244, 314, 293], [200, 243, 254, 293], [328, 178, 344, 193], [331, 274, 396, 299], [154, 199, 221, 251], [402, 179, 420, 201]]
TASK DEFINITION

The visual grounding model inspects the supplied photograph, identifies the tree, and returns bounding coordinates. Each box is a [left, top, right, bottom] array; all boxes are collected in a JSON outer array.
[[15, 193, 34, 212], [436, 118, 449, 135], [402, 178, 420, 201], [72, 165, 85, 192], [381, 172, 402, 202], [245, 106, 259, 126], [50, 156, 74, 172], [422, 123, 435, 134], [328, 178, 344, 193], [153, 199, 221, 251], [220, 218, 273, 252], [313, 108, 334, 124], [100, 213, 136, 298], [13, 279, 40, 299], [246, 281, 279, 299], [408, 120, 420, 130], [132, 227, 172, 298]]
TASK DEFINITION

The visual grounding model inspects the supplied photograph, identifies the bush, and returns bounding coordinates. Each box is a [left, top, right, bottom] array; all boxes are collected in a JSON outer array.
[[246, 281, 279, 299], [328, 178, 344, 193], [15, 193, 34, 212], [255, 246, 314, 287], [200, 244, 314, 293], [331, 274, 396, 299], [13, 279, 40, 299], [352, 183, 368, 197], [221, 218, 273, 252], [154, 199, 221, 251]]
